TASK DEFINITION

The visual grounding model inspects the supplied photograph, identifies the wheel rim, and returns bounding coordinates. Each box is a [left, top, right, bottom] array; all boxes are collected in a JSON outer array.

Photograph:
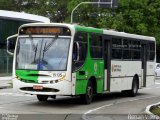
[[133, 82, 137, 94], [87, 86, 93, 100]]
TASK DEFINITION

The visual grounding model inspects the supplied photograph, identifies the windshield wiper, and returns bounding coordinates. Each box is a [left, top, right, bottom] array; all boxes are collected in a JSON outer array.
[[40, 37, 58, 65], [33, 43, 38, 63], [43, 37, 58, 52]]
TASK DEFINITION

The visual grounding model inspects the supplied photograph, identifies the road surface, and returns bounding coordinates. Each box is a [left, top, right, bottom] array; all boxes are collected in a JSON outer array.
[[0, 80, 160, 120]]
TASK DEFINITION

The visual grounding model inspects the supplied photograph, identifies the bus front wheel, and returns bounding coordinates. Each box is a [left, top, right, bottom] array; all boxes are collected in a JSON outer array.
[[81, 81, 93, 104], [51, 95, 56, 99], [37, 95, 48, 102]]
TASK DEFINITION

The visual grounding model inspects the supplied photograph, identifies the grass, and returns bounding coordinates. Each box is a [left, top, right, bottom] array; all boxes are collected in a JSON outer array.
[[150, 105, 160, 116]]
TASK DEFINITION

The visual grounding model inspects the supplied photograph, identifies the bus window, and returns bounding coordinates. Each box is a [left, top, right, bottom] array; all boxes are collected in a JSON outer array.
[[122, 39, 131, 60], [112, 38, 122, 59], [72, 32, 87, 71], [131, 40, 141, 60], [148, 42, 155, 61], [90, 34, 103, 59]]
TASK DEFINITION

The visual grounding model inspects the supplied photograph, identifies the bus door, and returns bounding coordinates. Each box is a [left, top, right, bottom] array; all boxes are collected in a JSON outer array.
[[103, 36, 111, 91], [141, 43, 147, 87]]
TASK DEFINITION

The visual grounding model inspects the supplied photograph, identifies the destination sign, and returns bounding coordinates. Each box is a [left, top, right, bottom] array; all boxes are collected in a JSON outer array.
[[19, 26, 71, 36]]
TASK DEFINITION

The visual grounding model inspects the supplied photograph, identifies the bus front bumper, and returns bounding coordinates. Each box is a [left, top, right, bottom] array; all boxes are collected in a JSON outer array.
[[13, 78, 72, 96]]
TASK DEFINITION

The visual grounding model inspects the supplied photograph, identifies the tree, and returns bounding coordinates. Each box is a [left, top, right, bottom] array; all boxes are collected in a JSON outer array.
[[67, 0, 160, 45], [0, 0, 18, 11], [17, 0, 69, 22], [1, 0, 160, 44]]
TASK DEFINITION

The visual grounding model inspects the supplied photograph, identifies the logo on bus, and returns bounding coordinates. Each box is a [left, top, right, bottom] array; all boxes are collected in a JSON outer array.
[[94, 63, 98, 72], [112, 64, 121, 72]]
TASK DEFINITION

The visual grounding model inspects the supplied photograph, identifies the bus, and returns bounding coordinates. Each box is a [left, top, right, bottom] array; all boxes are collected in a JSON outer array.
[[0, 10, 50, 76], [8, 23, 156, 104]]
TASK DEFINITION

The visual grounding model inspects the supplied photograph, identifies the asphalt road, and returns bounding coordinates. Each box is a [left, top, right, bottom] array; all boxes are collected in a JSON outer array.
[[0, 80, 160, 120]]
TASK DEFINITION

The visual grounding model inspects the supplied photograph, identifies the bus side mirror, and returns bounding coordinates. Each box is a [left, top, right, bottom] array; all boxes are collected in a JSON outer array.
[[73, 42, 80, 62], [7, 34, 18, 56]]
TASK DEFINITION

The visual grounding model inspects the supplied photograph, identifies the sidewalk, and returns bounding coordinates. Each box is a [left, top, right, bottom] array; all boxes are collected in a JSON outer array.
[[0, 76, 12, 89]]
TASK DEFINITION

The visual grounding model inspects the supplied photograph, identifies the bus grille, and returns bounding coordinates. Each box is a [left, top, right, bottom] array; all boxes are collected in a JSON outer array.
[[20, 87, 59, 92]]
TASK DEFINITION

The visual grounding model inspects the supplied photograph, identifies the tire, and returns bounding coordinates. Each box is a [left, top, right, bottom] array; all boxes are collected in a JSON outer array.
[[51, 95, 56, 99], [129, 78, 138, 97], [81, 81, 93, 104], [37, 95, 48, 102]]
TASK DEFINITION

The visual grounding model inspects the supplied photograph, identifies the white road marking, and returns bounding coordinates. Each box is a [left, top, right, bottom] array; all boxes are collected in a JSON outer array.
[[82, 95, 158, 120], [82, 104, 113, 120], [84, 104, 113, 115]]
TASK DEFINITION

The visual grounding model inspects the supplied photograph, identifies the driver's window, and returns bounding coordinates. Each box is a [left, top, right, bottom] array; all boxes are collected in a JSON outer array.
[[73, 42, 78, 61], [72, 32, 88, 71]]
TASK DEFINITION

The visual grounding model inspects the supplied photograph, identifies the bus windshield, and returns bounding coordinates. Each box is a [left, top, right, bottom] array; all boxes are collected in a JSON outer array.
[[16, 37, 70, 71]]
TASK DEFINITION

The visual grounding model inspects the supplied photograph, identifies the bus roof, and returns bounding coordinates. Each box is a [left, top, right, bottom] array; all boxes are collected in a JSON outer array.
[[103, 29, 155, 41], [75, 25, 155, 41], [18, 23, 155, 41], [0, 10, 50, 23]]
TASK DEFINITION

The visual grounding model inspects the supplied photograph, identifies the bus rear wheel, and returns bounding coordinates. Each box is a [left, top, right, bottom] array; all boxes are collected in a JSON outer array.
[[81, 81, 93, 104], [129, 78, 138, 97], [37, 95, 48, 102]]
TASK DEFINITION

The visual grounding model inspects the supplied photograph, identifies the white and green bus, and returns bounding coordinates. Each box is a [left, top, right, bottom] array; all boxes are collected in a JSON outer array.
[[8, 23, 156, 104]]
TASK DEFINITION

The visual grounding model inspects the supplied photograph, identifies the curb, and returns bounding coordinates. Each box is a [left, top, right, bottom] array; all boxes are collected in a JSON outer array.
[[145, 102, 160, 118]]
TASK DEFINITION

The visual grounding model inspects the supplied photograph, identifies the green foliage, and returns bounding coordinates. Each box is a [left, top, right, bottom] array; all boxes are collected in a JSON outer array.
[[150, 105, 160, 116], [67, 0, 160, 45], [1, 0, 160, 44], [0, 0, 17, 11], [20, 0, 69, 22]]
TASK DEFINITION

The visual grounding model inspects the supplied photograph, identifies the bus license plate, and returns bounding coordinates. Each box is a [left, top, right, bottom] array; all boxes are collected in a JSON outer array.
[[33, 85, 43, 90]]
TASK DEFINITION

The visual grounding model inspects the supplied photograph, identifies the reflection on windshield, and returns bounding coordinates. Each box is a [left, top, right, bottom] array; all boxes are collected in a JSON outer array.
[[16, 37, 70, 71]]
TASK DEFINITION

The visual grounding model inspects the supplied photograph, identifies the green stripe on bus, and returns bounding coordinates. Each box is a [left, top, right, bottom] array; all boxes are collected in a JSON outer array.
[[75, 25, 103, 34], [16, 70, 39, 83]]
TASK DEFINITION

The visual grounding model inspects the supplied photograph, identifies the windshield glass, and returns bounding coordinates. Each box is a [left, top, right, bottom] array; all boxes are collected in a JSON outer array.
[[16, 37, 70, 71]]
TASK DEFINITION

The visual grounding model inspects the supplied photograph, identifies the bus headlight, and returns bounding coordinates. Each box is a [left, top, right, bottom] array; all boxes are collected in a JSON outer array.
[[50, 79, 64, 84], [50, 74, 66, 84]]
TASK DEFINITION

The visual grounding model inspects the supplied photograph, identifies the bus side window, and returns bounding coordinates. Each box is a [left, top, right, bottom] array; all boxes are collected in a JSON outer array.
[[122, 39, 131, 60], [148, 42, 155, 61], [72, 32, 88, 71], [90, 34, 103, 59], [112, 38, 122, 59], [131, 40, 141, 60], [73, 42, 77, 61]]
